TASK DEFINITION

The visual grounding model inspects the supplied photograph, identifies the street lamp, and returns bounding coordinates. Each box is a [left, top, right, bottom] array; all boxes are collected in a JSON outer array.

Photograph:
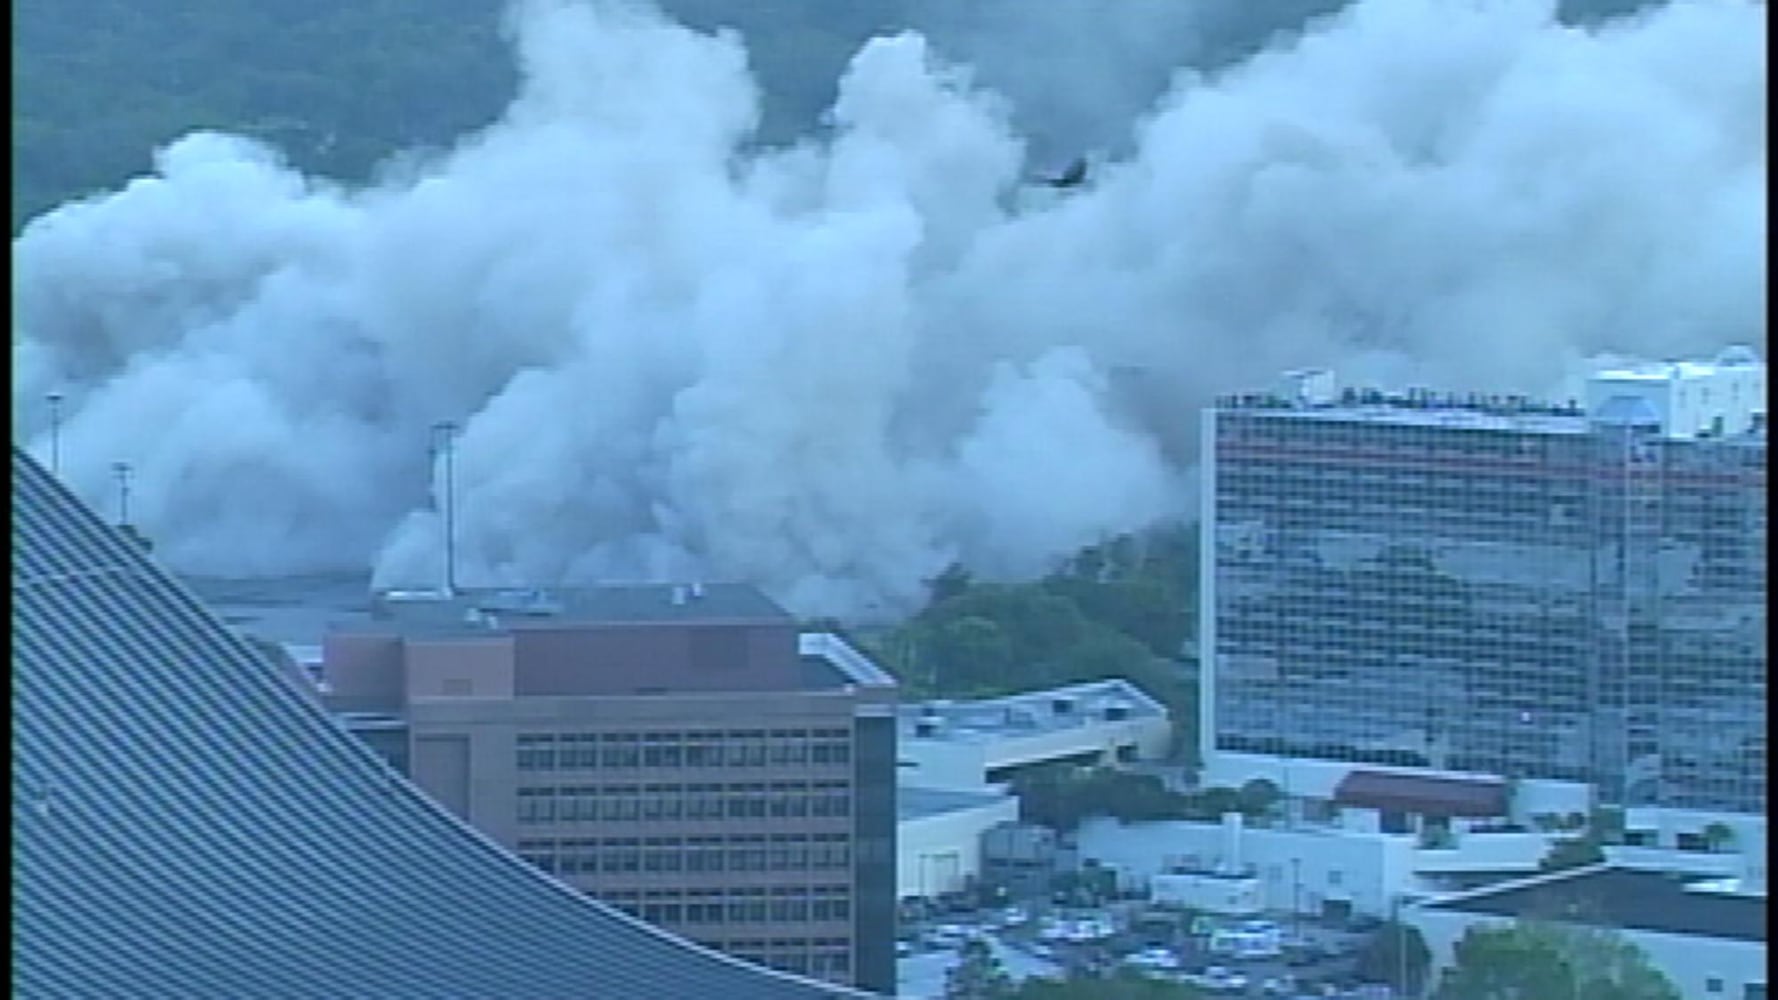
[[47, 392, 63, 476], [112, 462, 132, 525], [1291, 857, 1301, 935]]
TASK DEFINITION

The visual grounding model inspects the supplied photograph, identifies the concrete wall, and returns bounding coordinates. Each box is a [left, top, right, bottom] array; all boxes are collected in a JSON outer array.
[[1151, 871, 1264, 915], [1077, 818, 1420, 919], [900, 712, 1169, 792], [984, 715, 1171, 774], [1413, 832, 1549, 873], [406, 637, 515, 700], [896, 795, 1019, 899], [1411, 907, 1767, 1000], [321, 633, 405, 711], [897, 739, 990, 792], [510, 622, 799, 696], [1624, 806, 1768, 851], [1587, 362, 1767, 441]]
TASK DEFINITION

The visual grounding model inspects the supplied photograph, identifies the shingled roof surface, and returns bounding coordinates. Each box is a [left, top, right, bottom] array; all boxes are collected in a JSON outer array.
[[11, 447, 867, 999]]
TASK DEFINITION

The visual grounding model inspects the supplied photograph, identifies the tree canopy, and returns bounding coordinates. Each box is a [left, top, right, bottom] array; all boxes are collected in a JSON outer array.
[[1013, 766, 1263, 832], [877, 525, 1201, 763], [946, 939, 1014, 1000], [1432, 922, 1681, 1000]]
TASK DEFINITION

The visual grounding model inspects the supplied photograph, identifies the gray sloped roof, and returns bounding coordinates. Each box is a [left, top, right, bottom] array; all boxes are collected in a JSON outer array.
[[11, 447, 870, 999]]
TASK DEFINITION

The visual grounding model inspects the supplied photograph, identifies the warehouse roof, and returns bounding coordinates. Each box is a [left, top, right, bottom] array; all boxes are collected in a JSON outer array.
[[1425, 865, 1767, 944]]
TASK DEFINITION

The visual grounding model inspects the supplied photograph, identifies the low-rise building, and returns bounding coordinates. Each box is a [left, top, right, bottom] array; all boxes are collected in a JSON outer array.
[[319, 584, 898, 994], [1411, 865, 1768, 1000], [896, 785, 1019, 900], [898, 679, 1171, 791]]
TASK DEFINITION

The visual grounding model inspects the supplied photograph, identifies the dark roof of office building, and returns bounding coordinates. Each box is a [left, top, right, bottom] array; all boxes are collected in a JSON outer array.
[[11, 448, 865, 998], [898, 785, 1014, 823], [1334, 770, 1508, 817], [1424, 866, 1767, 944], [335, 582, 793, 638]]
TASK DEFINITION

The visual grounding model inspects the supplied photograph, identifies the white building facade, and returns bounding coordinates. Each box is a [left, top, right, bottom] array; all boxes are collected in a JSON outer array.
[[896, 787, 1019, 900], [897, 680, 1172, 791]]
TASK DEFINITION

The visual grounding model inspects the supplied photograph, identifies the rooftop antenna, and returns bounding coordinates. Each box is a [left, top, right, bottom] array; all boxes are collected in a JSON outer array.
[[112, 461, 132, 526], [47, 391, 64, 477], [430, 422, 459, 596]]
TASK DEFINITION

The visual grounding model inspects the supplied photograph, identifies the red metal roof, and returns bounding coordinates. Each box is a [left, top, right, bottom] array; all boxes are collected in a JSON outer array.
[[1333, 770, 1508, 818]]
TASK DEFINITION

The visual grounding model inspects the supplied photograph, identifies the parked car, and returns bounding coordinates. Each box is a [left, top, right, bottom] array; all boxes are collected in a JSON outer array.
[[1124, 947, 1182, 971], [1186, 966, 1248, 993]]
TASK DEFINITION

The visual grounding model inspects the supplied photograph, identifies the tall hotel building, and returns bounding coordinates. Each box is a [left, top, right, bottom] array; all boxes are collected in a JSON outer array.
[[1199, 348, 1765, 817], [322, 585, 898, 994]]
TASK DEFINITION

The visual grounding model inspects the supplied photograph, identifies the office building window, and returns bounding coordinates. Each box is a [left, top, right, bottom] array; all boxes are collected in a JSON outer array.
[[559, 734, 598, 770], [601, 734, 640, 768], [517, 788, 555, 824], [517, 735, 557, 771]]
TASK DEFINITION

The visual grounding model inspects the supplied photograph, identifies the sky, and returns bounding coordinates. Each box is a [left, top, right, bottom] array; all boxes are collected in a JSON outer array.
[[11, 0, 1766, 616]]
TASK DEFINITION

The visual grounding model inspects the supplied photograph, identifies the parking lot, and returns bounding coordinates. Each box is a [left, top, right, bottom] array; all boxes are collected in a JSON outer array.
[[896, 902, 1404, 999]]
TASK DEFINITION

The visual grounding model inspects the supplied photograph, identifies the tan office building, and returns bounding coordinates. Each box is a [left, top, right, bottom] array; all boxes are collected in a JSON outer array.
[[322, 584, 898, 995]]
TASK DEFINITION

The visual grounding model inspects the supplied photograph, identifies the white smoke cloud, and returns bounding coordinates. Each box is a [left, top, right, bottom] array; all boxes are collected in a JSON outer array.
[[11, 0, 1766, 615]]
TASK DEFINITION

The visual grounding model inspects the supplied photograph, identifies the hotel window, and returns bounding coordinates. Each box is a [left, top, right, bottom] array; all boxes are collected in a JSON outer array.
[[517, 788, 555, 824], [642, 732, 684, 768], [685, 734, 722, 767], [559, 734, 598, 769], [601, 734, 640, 768], [517, 839, 555, 874], [517, 735, 557, 771]]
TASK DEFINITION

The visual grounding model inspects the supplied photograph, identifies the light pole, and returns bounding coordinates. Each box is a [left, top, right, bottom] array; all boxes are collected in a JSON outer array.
[[47, 392, 63, 476], [1291, 857, 1301, 936], [112, 462, 132, 525], [431, 422, 458, 595], [1393, 893, 1409, 998]]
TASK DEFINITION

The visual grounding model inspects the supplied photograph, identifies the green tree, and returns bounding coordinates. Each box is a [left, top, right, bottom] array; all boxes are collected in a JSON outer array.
[[928, 562, 974, 604], [925, 615, 1016, 694], [1702, 821, 1735, 853], [1433, 923, 1680, 1000], [1236, 778, 1283, 818], [1539, 836, 1605, 872], [1355, 920, 1431, 995], [1187, 786, 1243, 819], [946, 938, 1014, 1000]]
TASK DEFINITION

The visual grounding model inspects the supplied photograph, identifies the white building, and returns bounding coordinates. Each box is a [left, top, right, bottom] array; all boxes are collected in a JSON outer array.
[[1586, 345, 1767, 441], [897, 680, 1172, 792], [896, 785, 1019, 900], [1410, 865, 1768, 1000]]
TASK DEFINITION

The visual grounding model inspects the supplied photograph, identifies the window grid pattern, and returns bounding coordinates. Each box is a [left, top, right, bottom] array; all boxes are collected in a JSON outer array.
[[1210, 409, 1765, 812]]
